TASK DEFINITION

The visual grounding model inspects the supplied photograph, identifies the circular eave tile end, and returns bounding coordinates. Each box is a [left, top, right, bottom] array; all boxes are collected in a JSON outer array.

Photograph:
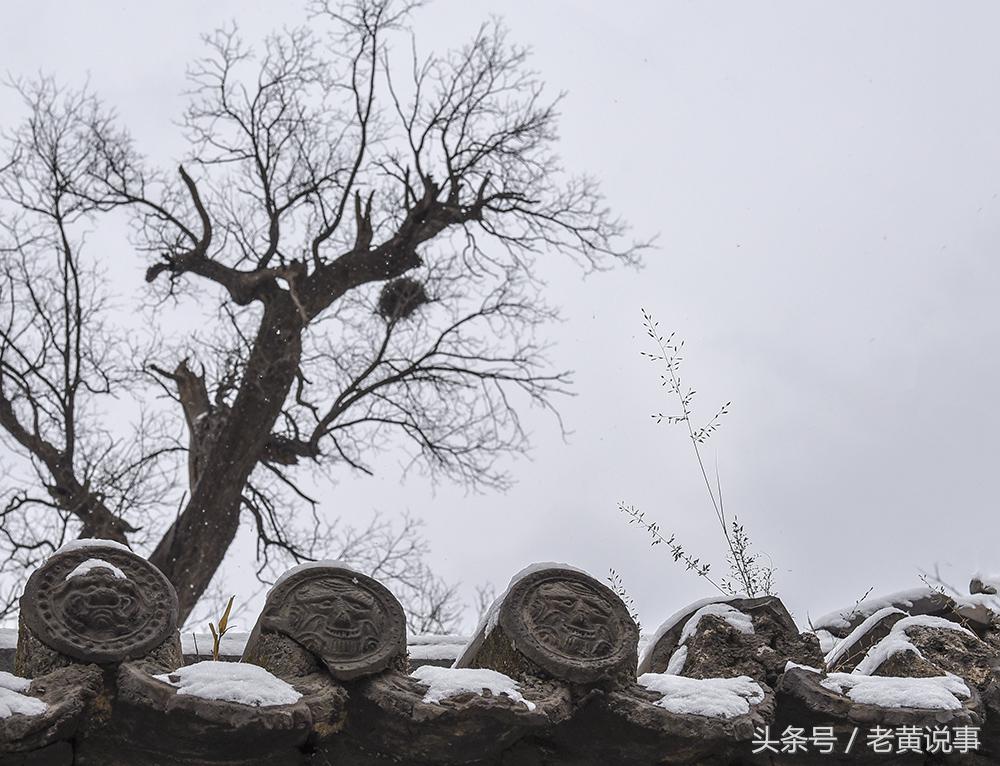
[[498, 567, 638, 684]]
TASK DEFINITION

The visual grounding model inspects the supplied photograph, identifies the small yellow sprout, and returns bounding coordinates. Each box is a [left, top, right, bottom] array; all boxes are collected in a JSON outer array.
[[209, 595, 236, 662]]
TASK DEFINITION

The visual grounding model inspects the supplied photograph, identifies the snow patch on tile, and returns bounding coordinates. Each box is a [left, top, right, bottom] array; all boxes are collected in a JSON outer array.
[[270, 560, 352, 593], [407, 634, 469, 645], [55, 538, 132, 555], [811, 629, 838, 656], [643, 602, 752, 676], [638, 595, 732, 670], [411, 665, 535, 710], [820, 673, 969, 710], [665, 645, 688, 675], [678, 603, 754, 645], [153, 661, 301, 707], [407, 633, 469, 661], [812, 587, 937, 632], [954, 592, 1000, 623], [0, 672, 31, 694], [65, 558, 127, 581], [823, 607, 905, 669], [784, 660, 821, 673], [637, 673, 765, 718], [409, 643, 468, 661], [0, 672, 45, 718]]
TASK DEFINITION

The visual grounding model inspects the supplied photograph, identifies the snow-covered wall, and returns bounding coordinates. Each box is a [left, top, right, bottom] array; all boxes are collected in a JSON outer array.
[[3, 548, 1000, 765]]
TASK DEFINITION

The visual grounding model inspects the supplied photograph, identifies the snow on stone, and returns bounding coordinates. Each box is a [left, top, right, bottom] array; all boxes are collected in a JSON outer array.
[[637, 595, 731, 671], [647, 603, 752, 676], [637, 673, 765, 718], [823, 607, 905, 669], [0, 672, 31, 694], [953, 592, 1000, 624], [784, 660, 821, 673], [407, 633, 469, 661], [0, 672, 46, 719], [55, 538, 132, 555], [0, 688, 47, 719], [408, 634, 469, 646], [154, 661, 302, 707], [665, 645, 688, 675], [409, 643, 468, 661], [411, 666, 536, 710], [0, 629, 16, 650], [812, 587, 938, 632], [971, 570, 1000, 593], [811, 629, 839, 656], [820, 673, 969, 710], [269, 559, 352, 593], [65, 558, 127, 581], [678, 603, 754, 644], [636, 634, 652, 659], [854, 615, 975, 676]]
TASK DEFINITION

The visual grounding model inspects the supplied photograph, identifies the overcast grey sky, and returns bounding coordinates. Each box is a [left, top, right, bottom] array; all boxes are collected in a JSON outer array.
[[3, 1, 999, 634]]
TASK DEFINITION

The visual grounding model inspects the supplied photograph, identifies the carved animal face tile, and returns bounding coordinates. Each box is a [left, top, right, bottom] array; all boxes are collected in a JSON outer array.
[[525, 580, 617, 660], [279, 579, 385, 657], [498, 569, 638, 683], [57, 572, 144, 639], [260, 567, 405, 681], [21, 546, 178, 663]]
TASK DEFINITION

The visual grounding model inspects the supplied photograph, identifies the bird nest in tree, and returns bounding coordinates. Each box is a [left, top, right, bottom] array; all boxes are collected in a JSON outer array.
[[377, 277, 430, 321]]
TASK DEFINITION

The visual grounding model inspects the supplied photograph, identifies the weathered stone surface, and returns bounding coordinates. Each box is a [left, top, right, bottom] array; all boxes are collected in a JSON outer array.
[[18, 544, 178, 666], [14, 615, 75, 679], [9, 562, 1000, 764], [0, 741, 73, 766], [0, 664, 101, 756], [105, 661, 312, 765], [776, 667, 983, 740], [456, 567, 639, 686], [639, 596, 823, 686], [980, 676, 1000, 759], [244, 631, 325, 679], [243, 563, 406, 682], [873, 625, 999, 689], [954, 595, 1000, 632], [548, 681, 774, 766], [825, 609, 907, 673], [980, 626, 1000, 672], [16, 614, 182, 680], [775, 668, 995, 766], [971, 576, 998, 596], [320, 670, 569, 765], [819, 589, 957, 639], [287, 672, 349, 743]]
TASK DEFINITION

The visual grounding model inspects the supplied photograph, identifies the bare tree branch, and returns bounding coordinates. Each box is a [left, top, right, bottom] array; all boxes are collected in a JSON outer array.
[[0, 2, 643, 624]]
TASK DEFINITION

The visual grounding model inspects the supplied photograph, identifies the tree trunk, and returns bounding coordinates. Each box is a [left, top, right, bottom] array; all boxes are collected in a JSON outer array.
[[150, 294, 303, 623]]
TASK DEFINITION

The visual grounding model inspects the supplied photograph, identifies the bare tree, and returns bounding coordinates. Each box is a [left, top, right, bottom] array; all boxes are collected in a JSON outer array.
[[182, 512, 461, 635], [0, 1, 642, 624]]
